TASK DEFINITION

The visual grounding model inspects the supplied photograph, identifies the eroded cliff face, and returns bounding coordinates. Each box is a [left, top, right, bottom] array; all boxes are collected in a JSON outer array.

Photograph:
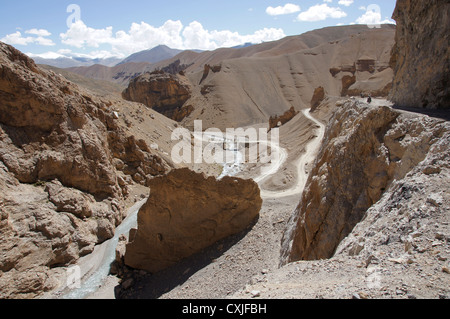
[[123, 168, 262, 274], [122, 71, 192, 121], [0, 42, 168, 298], [389, 0, 450, 109], [281, 101, 449, 263]]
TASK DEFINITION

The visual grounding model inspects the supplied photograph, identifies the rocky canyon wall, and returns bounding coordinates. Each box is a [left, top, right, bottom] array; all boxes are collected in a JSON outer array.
[[389, 0, 450, 109], [281, 101, 449, 263], [282, 0, 450, 265], [0, 42, 168, 298]]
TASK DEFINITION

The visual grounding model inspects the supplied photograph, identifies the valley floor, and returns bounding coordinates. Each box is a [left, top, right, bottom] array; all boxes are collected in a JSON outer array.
[[45, 98, 449, 300], [82, 104, 325, 299]]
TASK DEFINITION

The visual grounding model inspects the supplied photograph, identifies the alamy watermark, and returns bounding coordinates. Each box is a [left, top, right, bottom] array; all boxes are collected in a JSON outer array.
[[66, 4, 81, 28], [365, 266, 382, 289], [366, 4, 382, 29], [171, 121, 280, 167]]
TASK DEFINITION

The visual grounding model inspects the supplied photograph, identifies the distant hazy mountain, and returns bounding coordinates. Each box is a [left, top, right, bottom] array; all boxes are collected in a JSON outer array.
[[32, 56, 122, 68], [231, 43, 255, 49], [117, 45, 183, 65]]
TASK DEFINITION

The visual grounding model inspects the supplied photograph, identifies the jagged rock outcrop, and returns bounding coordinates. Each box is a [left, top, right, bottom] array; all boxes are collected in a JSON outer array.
[[310, 87, 325, 111], [335, 125, 450, 259], [199, 64, 222, 85], [269, 107, 299, 131], [159, 59, 193, 75], [122, 71, 191, 121], [281, 101, 449, 263], [124, 168, 262, 274], [389, 0, 450, 109], [340, 75, 356, 96], [0, 42, 167, 298]]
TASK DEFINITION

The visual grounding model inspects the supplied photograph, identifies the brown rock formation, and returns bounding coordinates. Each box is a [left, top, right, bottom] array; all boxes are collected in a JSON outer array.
[[389, 0, 450, 109], [122, 71, 191, 121], [159, 59, 193, 75], [124, 168, 262, 274], [199, 64, 222, 84], [172, 104, 194, 122], [281, 100, 449, 263], [310, 87, 325, 111], [341, 75, 356, 96], [269, 107, 299, 131], [0, 42, 167, 298]]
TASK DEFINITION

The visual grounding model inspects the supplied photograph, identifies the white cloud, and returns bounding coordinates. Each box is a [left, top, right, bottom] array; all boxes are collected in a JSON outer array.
[[355, 8, 395, 26], [27, 50, 67, 60], [266, 3, 301, 16], [27, 48, 121, 60], [1, 31, 35, 46], [111, 20, 185, 55], [60, 21, 114, 48], [338, 0, 354, 7], [1, 30, 55, 46], [25, 29, 52, 37], [297, 4, 347, 22], [59, 20, 286, 55], [34, 36, 55, 46]]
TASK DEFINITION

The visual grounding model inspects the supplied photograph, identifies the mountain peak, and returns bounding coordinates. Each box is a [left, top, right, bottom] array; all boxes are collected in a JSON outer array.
[[117, 45, 183, 65]]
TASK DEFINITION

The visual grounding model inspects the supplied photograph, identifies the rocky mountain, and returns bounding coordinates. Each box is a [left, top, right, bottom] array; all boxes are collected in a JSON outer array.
[[65, 25, 395, 89], [119, 25, 395, 130], [389, 0, 450, 109], [0, 42, 177, 298], [122, 168, 262, 274], [181, 26, 395, 130], [66, 62, 154, 87], [122, 71, 192, 122], [1, 0, 448, 300], [117, 45, 183, 65]]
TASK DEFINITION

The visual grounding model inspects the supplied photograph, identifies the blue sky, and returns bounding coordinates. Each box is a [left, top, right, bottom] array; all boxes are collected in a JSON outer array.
[[0, 0, 396, 59]]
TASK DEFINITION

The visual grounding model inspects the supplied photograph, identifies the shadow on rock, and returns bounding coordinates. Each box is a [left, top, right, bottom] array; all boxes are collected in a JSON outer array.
[[114, 217, 258, 299]]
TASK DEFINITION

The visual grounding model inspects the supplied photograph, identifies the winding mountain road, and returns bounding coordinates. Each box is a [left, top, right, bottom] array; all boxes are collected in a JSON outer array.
[[257, 109, 326, 198]]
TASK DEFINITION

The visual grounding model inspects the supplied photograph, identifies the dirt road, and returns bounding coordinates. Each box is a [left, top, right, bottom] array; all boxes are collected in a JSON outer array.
[[258, 109, 325, 198]]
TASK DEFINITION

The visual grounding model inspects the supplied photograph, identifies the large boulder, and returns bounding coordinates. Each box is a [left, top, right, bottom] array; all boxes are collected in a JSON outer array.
[[124, 168, 262, 273]]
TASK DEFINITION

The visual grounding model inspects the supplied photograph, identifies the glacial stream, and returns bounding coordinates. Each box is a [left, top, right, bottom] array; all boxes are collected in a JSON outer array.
[[62, 200, 145, 299], [61, 132, 245, 299]]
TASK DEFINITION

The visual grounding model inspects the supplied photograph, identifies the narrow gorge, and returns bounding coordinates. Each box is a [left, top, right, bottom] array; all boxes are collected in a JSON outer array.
[[0, 0, 448, 300]]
